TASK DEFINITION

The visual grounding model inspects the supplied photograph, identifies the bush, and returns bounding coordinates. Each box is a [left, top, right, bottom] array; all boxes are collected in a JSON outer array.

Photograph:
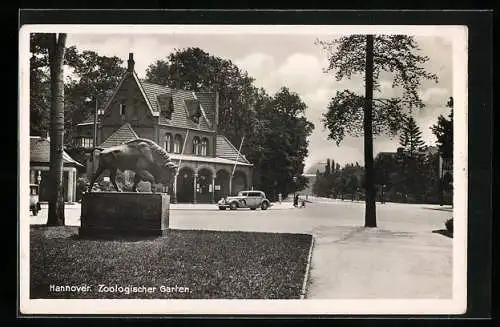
[[445, 218, 453, 232]]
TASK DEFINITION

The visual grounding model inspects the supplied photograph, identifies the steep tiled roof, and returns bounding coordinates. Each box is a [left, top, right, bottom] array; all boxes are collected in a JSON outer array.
[[216, 135, 250, 164], [140, 81, 214, 132], [76, 78, 217, 131], [30, 137, 83, 167], [99, 123, 139, 148], [168, 153, 252, 166], [195, 92, 216, 126]]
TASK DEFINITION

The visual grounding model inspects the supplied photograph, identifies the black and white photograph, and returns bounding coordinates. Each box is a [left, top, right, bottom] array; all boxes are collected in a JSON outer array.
[[19, 23, 468, 315]]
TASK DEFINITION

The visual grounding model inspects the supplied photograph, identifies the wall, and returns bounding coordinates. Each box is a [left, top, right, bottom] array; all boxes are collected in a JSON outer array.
[[76, 125, 93, 138], [100, 74, 155, 133], [158, 125, 214, 156]]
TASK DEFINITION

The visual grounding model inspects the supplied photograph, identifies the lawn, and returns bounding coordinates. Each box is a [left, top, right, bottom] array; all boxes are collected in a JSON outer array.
[[30, 226, 313, 299]]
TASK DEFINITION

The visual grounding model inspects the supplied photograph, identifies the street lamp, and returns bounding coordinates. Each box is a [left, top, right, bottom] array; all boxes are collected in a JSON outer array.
[[85, 97, 104, 148], [292, 176, 298, 206], [273, 180, 277, 201], [381, 184, 385, 204]]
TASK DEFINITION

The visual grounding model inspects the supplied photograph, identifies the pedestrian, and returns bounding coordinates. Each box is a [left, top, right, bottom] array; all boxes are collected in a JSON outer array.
[[293, 193, 298, 207]]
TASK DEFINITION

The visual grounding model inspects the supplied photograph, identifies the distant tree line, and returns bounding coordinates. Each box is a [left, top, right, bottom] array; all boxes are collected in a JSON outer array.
[[312, 159, 365, 201], [312, 111, 453, 205]]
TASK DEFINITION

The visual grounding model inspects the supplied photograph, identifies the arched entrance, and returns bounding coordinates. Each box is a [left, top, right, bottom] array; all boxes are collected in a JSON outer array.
[[215, 169, 230, 201], [231, 170, 247, 195], [177, 167, 195, 203], [197, 167, 213, 203]]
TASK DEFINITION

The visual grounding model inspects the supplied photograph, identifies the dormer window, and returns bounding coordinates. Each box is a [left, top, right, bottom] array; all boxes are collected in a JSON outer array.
[[158, 93, 174, 120], [120, 102, 126, 116], [185, 99, 201, 124]]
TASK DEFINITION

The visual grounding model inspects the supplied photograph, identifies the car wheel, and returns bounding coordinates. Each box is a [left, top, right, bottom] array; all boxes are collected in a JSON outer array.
[[219, 207, 226, 210], [32, 210, 38, 216], [230, 202, 238, 210], [250, 208, 257, 210], [261, 202, 269, 210]]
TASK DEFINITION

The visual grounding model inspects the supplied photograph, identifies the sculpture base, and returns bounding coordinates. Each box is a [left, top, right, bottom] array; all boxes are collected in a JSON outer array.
[[79, 192, 170, 238]]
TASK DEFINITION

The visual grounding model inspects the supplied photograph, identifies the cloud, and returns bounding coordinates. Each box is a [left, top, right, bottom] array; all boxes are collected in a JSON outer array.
[[66, 34, 179, 79], [234, 53, 277, 92], [419, 87, 450, 106]]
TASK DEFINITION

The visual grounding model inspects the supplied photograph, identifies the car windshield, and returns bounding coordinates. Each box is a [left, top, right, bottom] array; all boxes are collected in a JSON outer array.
[[237, 192, 244, 196]]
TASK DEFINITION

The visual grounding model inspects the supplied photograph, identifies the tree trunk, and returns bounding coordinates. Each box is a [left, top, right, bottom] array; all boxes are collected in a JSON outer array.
[[47, 33, 67, 226], [364, 35, 377, 228]]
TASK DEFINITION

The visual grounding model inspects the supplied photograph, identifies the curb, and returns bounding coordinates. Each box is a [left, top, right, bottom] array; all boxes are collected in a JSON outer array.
[[300, 235, 315, 300]]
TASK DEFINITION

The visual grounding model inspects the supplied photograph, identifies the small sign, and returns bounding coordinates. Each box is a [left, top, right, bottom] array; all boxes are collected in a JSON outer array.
[[209, 184, 213, 192], [103, 177, 110, 182], [215, 185, 221, 191]]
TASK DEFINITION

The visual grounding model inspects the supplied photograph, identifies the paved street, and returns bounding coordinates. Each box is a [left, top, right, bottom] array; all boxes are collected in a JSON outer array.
[[28, 198, 453, 299]]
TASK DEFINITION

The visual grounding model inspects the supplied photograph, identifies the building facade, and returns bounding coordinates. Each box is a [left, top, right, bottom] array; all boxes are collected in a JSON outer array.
[[76, 53, 253, 203]]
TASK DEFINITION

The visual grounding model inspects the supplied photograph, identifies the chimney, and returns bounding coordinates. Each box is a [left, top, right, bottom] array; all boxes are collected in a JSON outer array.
[[127, 53, 135, 72]]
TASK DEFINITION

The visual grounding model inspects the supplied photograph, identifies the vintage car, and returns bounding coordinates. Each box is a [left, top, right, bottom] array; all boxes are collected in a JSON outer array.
[[30, 184, 42, 216], [218, 190, 272, 211]]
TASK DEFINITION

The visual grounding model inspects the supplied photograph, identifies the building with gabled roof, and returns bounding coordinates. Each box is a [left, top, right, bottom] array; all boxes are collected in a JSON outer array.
[[30, 136, 84, 203], [77, 53, 252, 203]]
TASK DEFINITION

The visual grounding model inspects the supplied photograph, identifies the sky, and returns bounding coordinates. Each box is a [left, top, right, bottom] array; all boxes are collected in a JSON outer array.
[[65, 31, 453, 171]]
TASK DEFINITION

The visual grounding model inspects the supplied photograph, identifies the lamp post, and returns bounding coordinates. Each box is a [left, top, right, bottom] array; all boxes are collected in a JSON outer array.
[[293, 176, 297, 206], [381, 184, 385, 204], [85, 96, 103, 148]]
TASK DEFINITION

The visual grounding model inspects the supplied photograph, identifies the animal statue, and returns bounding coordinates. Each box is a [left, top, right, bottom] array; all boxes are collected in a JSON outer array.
[[87, 138, 178, 193]]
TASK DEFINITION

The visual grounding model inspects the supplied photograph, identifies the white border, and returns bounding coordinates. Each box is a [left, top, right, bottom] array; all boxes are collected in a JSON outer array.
[[19, 24, 468, 315]]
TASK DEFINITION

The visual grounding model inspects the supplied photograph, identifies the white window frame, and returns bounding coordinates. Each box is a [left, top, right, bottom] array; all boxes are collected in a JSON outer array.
[[193, 137, 200, 155], [201, 138, 208, 156], [165, 134, 172, 153], [174, 135, 182, 154], [80, 137, 93, 148]]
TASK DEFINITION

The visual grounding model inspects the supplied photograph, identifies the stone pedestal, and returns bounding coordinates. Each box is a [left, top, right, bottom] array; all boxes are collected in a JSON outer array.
[[79, 192, 170, 238]]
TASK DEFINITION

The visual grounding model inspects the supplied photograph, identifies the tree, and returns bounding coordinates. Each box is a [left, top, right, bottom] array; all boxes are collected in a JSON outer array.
[[325, 159, 331, 176], [250, 87, 314, 198], [339, 177, 347, 200], [30, 34, 51, 136], [29, 37, 126, 145], [347, 175, 359, 201], [399, 116, 426, 156], [46, 33, 67, 226], [317, 35, 439, 227], [63, 47, 126, 147], [431, 96, 453, 160], [374, 153, 396, 188], [431, 96, 454, 204]]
